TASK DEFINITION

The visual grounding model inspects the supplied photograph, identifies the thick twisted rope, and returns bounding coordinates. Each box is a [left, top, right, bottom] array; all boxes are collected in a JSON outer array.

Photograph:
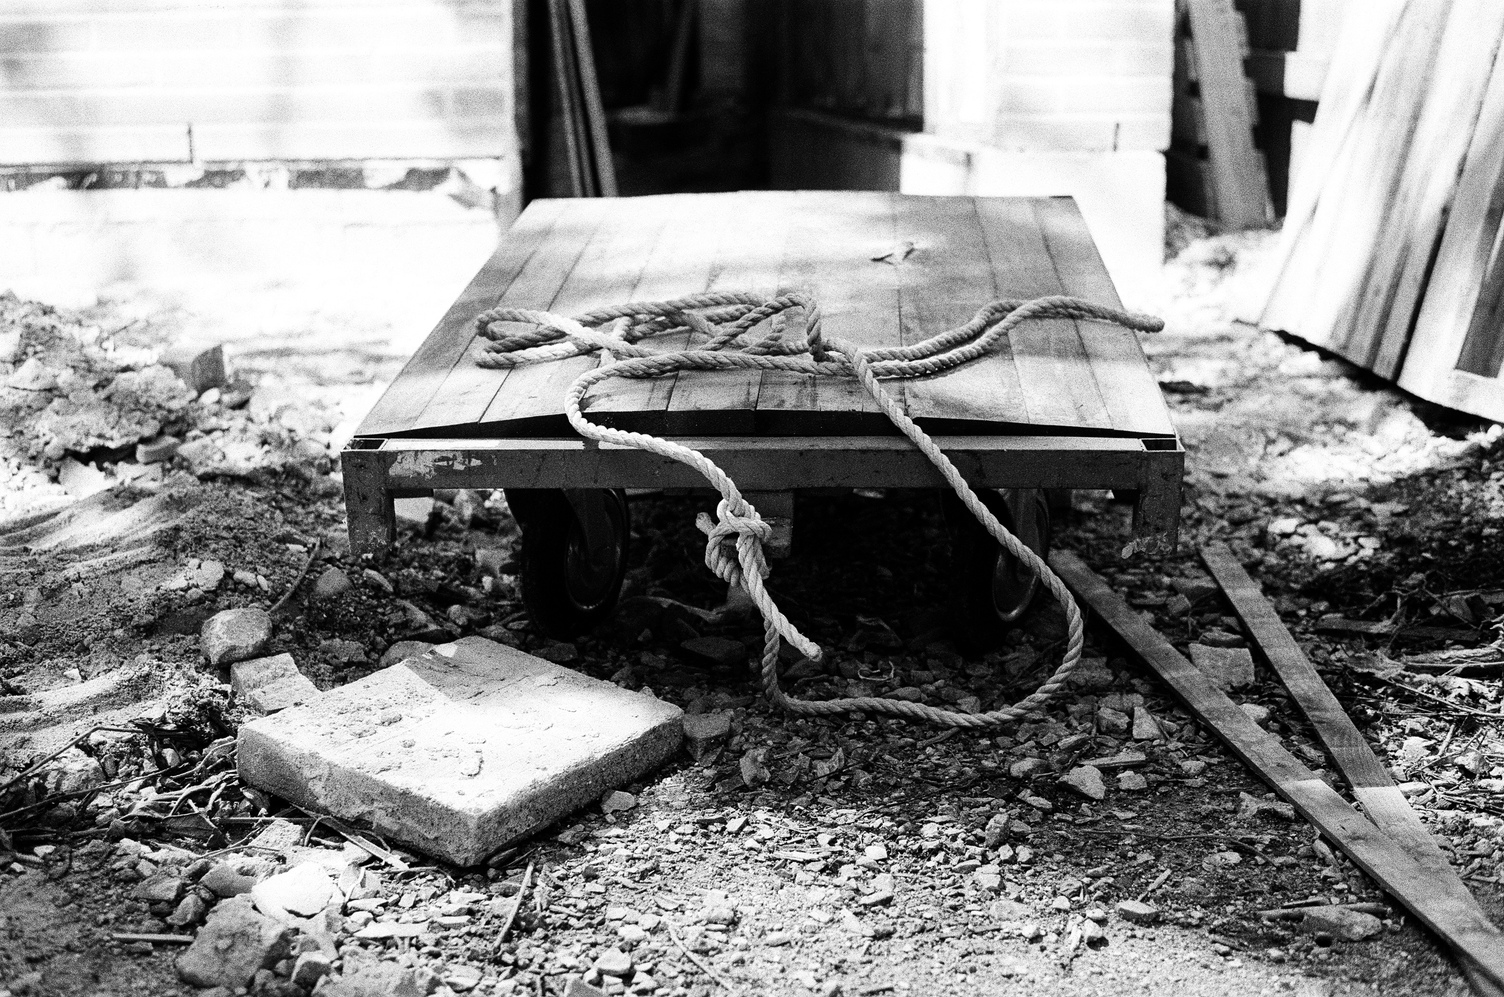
[[474, 292, 1163, 727]]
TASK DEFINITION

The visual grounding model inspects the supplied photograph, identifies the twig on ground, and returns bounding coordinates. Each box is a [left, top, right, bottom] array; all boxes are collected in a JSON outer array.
[[111, 932, 195, 944], [1137, 867, 1173, 902], [495, 861, 534, 946], [269, 538, 322, 615], [665, 920, 738, 992], [0, 726, 142, 799]]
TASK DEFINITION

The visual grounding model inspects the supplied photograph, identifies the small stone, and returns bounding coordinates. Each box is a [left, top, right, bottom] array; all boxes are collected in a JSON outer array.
[[1164, 593, 1192, 615], [740, 747, 771, 788], [175, 896, 293, 989], [536, 642, 579, 663], [1116, 900, 1160, 924], [176, 436, 222, 469], [1240, 703, 1271, 725], [318, 638, 366, 663], [362, 567, 394, 593], [594, 947, 633, 977], [58, 458, 112, 498], [1061, 766, 1106, 801], [231, 653, 319, 713], [1080, 919, 1107, 945], [1197, 628, 1246, 649], [601, 790, 637, 814], [378, 640, 434, 669], [1301, 906, 1382, 941], [136, 436, 181, 464], [1188, 644, 1256, 690], [200, 863, 258, 898], [251, 864, 335, 918], [1066, 656, 1114, 691], [39, 748, 104, 796], [990, 898, 1032, 920], [132, 871, 185, 903], [311, 566, 352, 600], [682, 712, 731, 762], [1116, 771, 1148, 792], [1131, 706, 1162, 740], [972, 866, 1003, 893], [160, 342, 226, 394], [447, 965, 484, 992], [166, 892, 210, 927], [1096, 706, 1130, 735], [291, 951, 333, 989], [1009, 757, 1047, 779], [681, 636, 748, 669], [193, 560, 225, 591], [566, 978, 609, 997], [864, 842, 889, 861], [201, 608, 272, 666], [8, 357, 57, 391], [983, 813, 1010, 849], [1268, 517, 1301, 537]]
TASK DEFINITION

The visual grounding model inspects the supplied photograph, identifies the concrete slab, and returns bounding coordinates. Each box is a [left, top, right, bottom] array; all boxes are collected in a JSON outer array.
[[231, 653, 319, 713], [236, 637, 683, 866]]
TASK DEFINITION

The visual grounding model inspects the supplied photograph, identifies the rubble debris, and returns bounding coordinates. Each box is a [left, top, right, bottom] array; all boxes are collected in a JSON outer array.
[[1116, 900, 1161, 924], [1188, 643, 1256, 690], [1061, 765, 1106, 800], [250, 864, 336, 919], [237, 637, 683, 865], [312, 565, 353, 600], [175, 896, 294, 989], [230, 653, 319, 713], [682, 711, 731, 761], [1301, 905, 1384, 941], [201, 607, 273, 666], [680, 636, 748, 669]]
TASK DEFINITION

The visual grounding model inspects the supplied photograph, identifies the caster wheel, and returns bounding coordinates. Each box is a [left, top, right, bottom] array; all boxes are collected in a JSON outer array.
[[943, 487, 1052, 650], [505, 488, 629, 640]]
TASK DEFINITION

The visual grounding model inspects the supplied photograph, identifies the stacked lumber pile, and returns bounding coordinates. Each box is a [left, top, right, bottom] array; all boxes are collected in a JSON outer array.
[[1259, 0, 1504, 423]]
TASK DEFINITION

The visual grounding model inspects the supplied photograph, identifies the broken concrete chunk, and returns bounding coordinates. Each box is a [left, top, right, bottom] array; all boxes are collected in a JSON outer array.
[[1116, 771, 1148, 792], [291, 951, 334, 990], [682, 711, 731, 761], [231, 653, 319, 713], [251, 863, 335, 918], [1301, 905, 1382, 941], [1116, 899, 1160, 924], [1060, 765, 1106, 800], [136, 435, 181, 464], [379, 639, 436, 669], [236, 637, 683, 865], [202, 608, 272, 666], [132, 871, 185, 904], [1096, 706, 1130, 735], [1188, 644, 1256, 690], [58, 458, 113, 498], [1131, 706, 1162, 740], [200, 862, 259, 898], [160, 342, 226, 394], [601, 790, 637, 814], [175, 896, 293, 990]]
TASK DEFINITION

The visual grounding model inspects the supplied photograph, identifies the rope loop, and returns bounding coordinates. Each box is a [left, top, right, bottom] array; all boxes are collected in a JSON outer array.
[[473, 289, 1163, 727]]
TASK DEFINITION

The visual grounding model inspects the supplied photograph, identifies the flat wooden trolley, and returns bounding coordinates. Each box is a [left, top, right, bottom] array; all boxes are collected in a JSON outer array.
[[343, 191, 1184, 639]]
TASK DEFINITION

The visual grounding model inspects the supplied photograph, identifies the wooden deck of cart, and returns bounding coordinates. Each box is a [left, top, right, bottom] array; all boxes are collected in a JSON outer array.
[[343, 191, 1183, 554]]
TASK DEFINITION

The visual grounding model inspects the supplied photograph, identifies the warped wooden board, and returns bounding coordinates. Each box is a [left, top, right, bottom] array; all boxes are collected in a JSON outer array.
[[1261, 1, 1405, 337], [358, 191, 1174, 439], [1263, 2, 1446, 353], [1398, 37, 1504, 424], [1201, 544, 1504, 997], [1052, 550, 1504, 993], [1355, 0, 1504, 378]]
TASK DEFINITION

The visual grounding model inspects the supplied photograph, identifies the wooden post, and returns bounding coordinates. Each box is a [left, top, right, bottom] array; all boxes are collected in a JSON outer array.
[[342, 447, 396, 557]]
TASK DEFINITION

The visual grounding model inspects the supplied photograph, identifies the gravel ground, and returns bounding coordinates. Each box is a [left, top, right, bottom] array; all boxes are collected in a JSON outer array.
[[2, 210, 1503, 997]]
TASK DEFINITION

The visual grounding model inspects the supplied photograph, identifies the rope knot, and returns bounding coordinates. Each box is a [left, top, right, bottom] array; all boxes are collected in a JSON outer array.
[[696, 499, 772, 584]]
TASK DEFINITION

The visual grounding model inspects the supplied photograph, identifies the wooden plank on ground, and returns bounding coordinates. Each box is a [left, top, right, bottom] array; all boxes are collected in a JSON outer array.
[[1200, 543, 1504, 997], [1050, 550, 1504, 992], [1357, 0, 1504, 378], [355, 198, 567, 437], [973, 198, 1112, 432], [896, 195, 1029, 428], [405, 197, 606, 434], [1398, 33, 1504, 423], [480, 195, 667, 427], [1260, 1, 1405, 338], [1265, 1, 1445, 354], [662, 192, 790, 434], [1184, 0, 1271, 228], [1034, 198, 1178, 438]]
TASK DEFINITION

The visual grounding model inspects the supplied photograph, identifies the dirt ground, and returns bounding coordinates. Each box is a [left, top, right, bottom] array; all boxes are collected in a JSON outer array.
[[3, 206, 1503, 997]]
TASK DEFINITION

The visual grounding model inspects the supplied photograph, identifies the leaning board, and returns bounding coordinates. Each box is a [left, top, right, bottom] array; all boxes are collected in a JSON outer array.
[[357, 192, 1176, 441]]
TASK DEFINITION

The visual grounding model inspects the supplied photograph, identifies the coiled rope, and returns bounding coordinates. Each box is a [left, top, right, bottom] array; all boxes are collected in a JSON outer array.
[[474, 292, 1163, 727]]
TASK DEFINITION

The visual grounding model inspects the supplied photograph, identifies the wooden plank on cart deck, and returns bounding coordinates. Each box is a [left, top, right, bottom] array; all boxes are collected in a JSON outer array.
[[1199, 543, 1504, 997], [356, 198, 568, 437], [896, 195, 1030, 428], [756, 191, 828, 425], [974, 198, 1112, 432], [1050, 550, 1504, 992], [409, 198, 606, 434], [1035, 198, 1177, 438], [663, 192, 793, 434], [482, 195, 669, 427], [583, 194, 725, 424]]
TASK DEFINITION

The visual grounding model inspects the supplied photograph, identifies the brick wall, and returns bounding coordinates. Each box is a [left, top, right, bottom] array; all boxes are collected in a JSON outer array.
[[923, 0, 1174, 152], [0, 0, 517, 166]]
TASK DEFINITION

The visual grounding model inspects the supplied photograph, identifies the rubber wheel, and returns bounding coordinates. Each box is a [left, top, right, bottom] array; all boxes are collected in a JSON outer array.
[[942, 488, 1052, 650], [505, 488, 630, 640]]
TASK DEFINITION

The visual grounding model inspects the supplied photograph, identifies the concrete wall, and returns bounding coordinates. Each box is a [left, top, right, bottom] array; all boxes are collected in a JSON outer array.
[[0, 0, 518, 165]]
